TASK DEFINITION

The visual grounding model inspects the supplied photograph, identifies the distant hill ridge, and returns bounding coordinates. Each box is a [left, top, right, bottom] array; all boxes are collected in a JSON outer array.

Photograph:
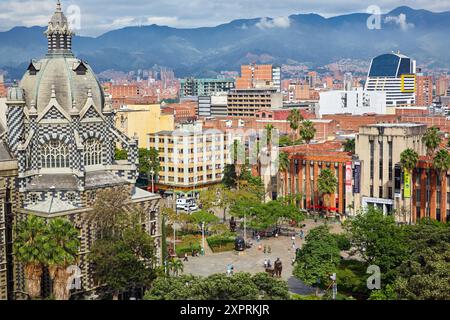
[[1, 6, 449, 78]]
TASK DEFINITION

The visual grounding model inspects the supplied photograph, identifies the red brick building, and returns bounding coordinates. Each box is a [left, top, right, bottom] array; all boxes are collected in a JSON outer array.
[[400, 116, 450, 133], [413, 156, 450, 222], [166, 101, 197, 123], [280, 142, 351, 215], [416, 75, 433, 106], [322, 114, 399, 132]]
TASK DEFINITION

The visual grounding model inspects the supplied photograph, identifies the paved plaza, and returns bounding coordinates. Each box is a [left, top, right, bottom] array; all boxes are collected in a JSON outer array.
[[182, 219, 343, 294]]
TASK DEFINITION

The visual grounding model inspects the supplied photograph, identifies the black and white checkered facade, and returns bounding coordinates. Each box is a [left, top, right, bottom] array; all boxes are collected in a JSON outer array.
[[3, 1, 161, 299]]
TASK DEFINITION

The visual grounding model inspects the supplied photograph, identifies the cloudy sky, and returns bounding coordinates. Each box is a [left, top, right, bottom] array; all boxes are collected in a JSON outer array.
[[0, 0, 449, 36]]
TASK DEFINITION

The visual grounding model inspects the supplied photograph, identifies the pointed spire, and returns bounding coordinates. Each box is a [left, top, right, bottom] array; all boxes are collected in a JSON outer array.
[[87, 88, 92, 98], [46, 0, 74, 55], [30, 100, 37, 114], [56, 0, 62, 13], [51, 85, 56, 98]]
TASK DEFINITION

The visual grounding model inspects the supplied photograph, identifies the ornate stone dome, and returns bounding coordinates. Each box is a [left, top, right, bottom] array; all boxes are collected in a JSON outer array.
[[20, 57, 104, 113], [19, 0, 104, 113]]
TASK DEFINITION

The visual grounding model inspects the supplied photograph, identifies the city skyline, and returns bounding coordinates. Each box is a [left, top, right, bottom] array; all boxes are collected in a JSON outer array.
[[0, 0, 449, 36]]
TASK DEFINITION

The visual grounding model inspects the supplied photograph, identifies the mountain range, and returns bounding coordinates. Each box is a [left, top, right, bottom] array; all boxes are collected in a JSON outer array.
[[1, 6, 450, 79]]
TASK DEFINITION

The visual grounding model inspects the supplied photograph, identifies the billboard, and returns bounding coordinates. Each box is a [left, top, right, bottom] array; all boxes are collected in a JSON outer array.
[[345, 162, 352, 193], [403, 170, 411, 198], [353, 161, 361, 194]]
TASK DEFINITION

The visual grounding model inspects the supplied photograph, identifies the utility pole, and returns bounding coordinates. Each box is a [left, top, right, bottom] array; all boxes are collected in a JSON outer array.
[[243, 213, 247, 244], [331, 273, 337, 300], [201, 222, 205, 256]]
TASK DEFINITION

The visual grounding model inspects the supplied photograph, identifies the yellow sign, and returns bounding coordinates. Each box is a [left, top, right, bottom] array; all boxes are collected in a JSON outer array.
[[404, 171, 411, 198], [401, 74, 416, 93]]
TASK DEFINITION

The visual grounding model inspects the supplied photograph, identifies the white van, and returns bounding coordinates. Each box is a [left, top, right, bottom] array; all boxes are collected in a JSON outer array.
[[176, 197, 196, 211]]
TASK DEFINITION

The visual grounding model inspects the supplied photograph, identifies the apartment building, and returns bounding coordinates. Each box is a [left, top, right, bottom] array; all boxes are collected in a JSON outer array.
[[115, 104, 175, 148], [227, 88, 283, 117], [147, 127, 231, 193], [236, 64, 281, 92], [415, 75, 433, 106], [180, 78, 235, 98]]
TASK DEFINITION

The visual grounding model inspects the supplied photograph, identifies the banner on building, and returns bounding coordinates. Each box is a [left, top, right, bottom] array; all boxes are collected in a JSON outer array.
[[345, 162, 352, 193], [403, 170, 411, 198], [353, 162, 361, 194]]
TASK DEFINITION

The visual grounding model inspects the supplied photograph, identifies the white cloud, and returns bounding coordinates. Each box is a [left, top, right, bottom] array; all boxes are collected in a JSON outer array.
[[256, 16, 291, 30], [147, 16, 179, 26], [384, 13, 415, 31]]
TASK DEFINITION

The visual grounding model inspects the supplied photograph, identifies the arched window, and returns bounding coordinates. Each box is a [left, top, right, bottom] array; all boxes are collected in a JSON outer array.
[[84, 138, 102, 166], [41, 139, 70, 168]]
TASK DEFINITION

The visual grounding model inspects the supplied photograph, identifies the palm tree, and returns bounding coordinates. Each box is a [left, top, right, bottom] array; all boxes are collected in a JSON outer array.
[[13, 216, 48, 299], [433, 149, 450, 222], [343, 139, 355, 153], [264, 124, 276, 202], [46, 218, 80, 300], [400, 148, 419, 224], [168, 258, 184, 276], [422, 127, 441, 156], [278, 151, 290, 197], [317, 169, 338, 216], [287, 109, 303, 140], [300, 120, 316, 146]]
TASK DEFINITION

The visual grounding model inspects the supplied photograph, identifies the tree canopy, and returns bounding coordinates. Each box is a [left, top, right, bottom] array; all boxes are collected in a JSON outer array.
[[293, 225, 341, 286], [144, 272, 289, 300]]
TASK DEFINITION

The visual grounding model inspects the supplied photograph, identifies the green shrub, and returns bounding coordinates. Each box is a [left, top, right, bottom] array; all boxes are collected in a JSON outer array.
[[334, 234, 351, 251], [207, 233, 236, 253], [290, 294, 321, 300], [175, 243, 202, 257]]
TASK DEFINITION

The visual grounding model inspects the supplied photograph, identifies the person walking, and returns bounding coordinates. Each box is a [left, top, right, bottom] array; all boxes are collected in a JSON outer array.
[[183, 253, 189, 262], [299, 230, 304, 240]]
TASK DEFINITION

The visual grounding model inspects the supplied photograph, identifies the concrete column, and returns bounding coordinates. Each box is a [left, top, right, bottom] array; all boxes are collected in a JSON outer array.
[[290, 160, 295, 196], [420, 169, 427, 219], [430, 170, 437, 220], [298, 160, 303, 209], [442, 173, 448, 223], [305, 163, 311, 209], [313, 162, 319, 207], [338, 163, 344, 214]]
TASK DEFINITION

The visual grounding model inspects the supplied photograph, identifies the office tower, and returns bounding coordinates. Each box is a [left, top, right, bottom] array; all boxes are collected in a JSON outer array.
[[365, 52, 416, 107]]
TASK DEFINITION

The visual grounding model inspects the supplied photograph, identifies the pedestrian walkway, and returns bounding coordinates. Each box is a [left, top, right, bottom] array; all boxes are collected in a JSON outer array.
[[181, 218, 342, 292]]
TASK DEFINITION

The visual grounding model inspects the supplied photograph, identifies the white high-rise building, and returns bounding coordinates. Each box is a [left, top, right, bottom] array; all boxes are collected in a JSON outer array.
[[365, 52, 416, 107], [318, 88, 387, 116]]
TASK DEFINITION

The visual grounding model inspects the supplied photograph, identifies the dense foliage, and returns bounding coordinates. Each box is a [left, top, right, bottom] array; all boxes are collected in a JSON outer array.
[[144, 272, 289, 300], [293, 225, 341, 286]]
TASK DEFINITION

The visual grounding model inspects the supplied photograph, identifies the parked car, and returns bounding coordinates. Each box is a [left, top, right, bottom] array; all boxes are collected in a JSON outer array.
[[235, 237, 245, 251]]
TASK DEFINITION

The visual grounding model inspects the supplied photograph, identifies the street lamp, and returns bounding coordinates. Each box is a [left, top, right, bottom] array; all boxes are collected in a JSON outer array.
[[149, 169, 155, 193], [201, 222, 205, 256]]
